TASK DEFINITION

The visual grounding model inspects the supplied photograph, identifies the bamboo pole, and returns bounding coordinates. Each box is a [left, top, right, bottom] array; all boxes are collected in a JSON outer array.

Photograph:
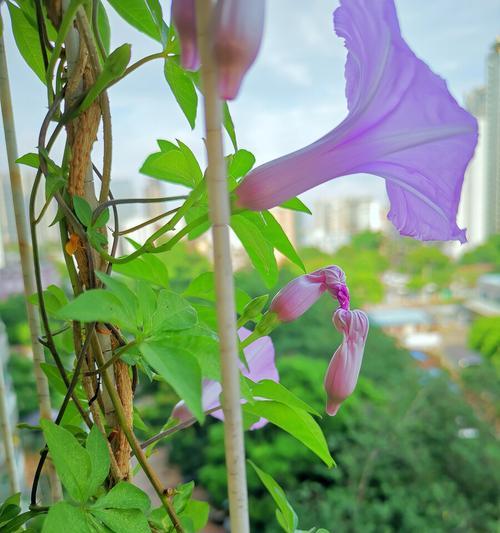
[[0, 15, 63, 501], [195, 2, 250, 531], [0, 323, 20, 494]]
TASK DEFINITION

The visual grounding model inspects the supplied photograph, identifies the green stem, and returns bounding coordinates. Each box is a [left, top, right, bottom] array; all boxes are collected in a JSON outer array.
[[92, 336, 184, 532], [107, 51, 168, 89], [46, 0, 85, 100]]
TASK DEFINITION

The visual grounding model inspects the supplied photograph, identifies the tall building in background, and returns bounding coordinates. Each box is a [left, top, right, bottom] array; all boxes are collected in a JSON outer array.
[[486, 38, 500, 235], [458, 87, 489, 248], [307, 196, 385, 253]]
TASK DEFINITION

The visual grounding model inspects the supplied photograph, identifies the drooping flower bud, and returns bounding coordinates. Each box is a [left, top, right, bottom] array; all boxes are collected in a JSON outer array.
[[213, 0, 265, 99], [324, 309, 369, 416], [172, 0, 199, 71]]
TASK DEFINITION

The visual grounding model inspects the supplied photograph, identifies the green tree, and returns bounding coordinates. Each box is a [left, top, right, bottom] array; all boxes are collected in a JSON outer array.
[[461, 235, 500, 270]]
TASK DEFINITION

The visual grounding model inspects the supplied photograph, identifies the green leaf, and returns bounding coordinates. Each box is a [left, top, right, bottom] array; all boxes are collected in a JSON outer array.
[[184, 204, 210, 240], [7, 3, 45, 83], [93, 208, 110, 228], [42, 503, 90, 533], [29, 284, 68, 315], [243, 401, 335, 467], [157, 139, 177, 151], [248, 379, 321, 417], [79, 44, 132, 114], [136, 280, 156, 334], [73, 196, 93, 227], [40, 363, 86, 400], [91, 508, 150, 533], [152, 290, 198, 332], [231, 214, 278, 288], [15, 152, 39, 168], [97, 2, 111, 54], [140, 145, 197, 187], [261, 211, 305, 272], [95, 272, 139, 323], [223, 102, 238, 150], [0, 493, 21, 525], [184, 272, 251, 314], [172, 481, 194, 514], [86, 426, 110, 497], [165, 330, 220, 381], [177, 140, 203, 184], [57, 290, 135, 332], [229, 149, 255, 180], [183, 499, 210, 531], [183, 272, 215, 301], [114, 254, 169, 287], [248, 461, 299, 533], [164, 59, 198, 129], [92, 482, 150, 512], [40, 420, 92, 502], [106, 0, 162, 41], [280, 197, 311, 214], [1, 510, 39, 533], [140, 341, 203, 421]]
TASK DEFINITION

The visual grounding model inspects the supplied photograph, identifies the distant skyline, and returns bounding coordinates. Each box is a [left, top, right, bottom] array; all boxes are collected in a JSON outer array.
[[1, 1, 499, 208]]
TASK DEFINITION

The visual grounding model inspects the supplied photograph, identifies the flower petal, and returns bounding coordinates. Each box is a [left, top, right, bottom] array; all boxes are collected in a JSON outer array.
[[236, 0, 478, 242], [270, 271, 326, 322]]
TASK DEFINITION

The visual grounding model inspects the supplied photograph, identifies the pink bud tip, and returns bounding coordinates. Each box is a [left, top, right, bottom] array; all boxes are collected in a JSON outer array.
[[324, 309, 369, 416], [214, 0, 265, 100], [172, 0, 200, 72]]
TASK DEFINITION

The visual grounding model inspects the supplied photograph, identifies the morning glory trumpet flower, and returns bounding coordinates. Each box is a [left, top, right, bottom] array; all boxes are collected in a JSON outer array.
[[172, 328, 278, 429], [236, 0, 478, 242], [270, 265, 367, 415]]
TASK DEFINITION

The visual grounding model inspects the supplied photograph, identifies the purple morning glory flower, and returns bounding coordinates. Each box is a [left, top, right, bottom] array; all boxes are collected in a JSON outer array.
[[236, 0, 478, 242], [172, 327, 278, 429]]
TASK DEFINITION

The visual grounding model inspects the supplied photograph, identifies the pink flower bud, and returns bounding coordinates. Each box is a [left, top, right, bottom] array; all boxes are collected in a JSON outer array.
[[270, 265, 350, 322], [213, 0, 265, 99], [270, 270, 326, 322], [172, 0, 200, 71], [324, 309, 369, 416]]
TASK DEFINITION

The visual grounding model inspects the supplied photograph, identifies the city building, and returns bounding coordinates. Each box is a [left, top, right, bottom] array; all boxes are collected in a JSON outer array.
[[457, 87, 489, 249], [464, 273, 500, 317], [306, 196, 385, 253], [486, 38, 500, 235]]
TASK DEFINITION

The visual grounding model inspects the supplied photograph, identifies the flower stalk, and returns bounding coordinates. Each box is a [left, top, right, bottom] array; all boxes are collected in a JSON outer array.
[[196, 0, 250, 530]]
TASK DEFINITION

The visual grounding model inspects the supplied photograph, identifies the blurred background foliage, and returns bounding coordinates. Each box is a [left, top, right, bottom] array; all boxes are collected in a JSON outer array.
[[2, 233, 499, 531]]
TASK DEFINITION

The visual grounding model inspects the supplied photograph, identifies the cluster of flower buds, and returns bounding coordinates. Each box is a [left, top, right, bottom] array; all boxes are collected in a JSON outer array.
[[172, 0, 265, 99], [269, 266, 368, 416]]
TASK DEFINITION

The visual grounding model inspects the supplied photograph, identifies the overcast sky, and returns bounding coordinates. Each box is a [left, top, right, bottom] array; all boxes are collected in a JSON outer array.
[[1, 0, 499, 206]]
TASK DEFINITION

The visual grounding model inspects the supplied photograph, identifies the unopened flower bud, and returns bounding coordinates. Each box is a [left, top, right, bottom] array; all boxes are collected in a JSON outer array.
[[324, 309, 369, 416], [213, 0, 265, 99]]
